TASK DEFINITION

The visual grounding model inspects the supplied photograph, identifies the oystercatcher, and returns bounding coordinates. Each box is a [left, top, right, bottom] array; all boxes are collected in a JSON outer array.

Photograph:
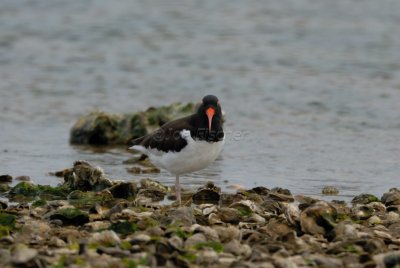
[[129, 95, 224, 205]]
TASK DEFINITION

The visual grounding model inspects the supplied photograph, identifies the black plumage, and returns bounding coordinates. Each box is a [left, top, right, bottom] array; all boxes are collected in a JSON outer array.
[[129, 95, 224, 153]]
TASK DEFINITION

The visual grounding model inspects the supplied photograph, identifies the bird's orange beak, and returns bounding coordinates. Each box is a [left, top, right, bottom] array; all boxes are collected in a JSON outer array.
[[206, 107, 215, 131]]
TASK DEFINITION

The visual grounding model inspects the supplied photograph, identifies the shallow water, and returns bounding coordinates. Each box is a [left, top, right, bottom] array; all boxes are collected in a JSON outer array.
[[1, 0, 400, 200]]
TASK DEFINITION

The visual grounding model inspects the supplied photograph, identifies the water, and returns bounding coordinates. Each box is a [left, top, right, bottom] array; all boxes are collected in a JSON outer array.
[[1, 0, 400, 201]]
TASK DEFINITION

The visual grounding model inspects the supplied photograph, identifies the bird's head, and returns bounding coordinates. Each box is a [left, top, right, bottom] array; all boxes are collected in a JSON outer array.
[[198, 95, 222, 131]]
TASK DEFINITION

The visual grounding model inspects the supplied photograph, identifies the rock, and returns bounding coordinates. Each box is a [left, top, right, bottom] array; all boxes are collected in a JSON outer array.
[[385, 212, 400, 224], [70, 102, 195, 145], [268, 191, 294, 202], [0, 175, 12, 183], [352, 193, 379, 205], [217, 207, 241, 224], [382, 188, 400, 206], [283, 203, 301, 227], [224, 239, 251, 257], [192, 181, 220, 204], [271, 187, 292, 196], [168, 207, 196, 226], [9, 182, 68, 200], [11, 244, 38, 265], [129, 233, 151, 244], [374, 252, 400, 267], [137, 188, 166, 202], [68, 190, 114, 208], [0, 183, 10, 193], [368, 215, 382, 225], [108, 182, 138, 199], [63, 160, 113, 192], [168, 236, 184, 250], [140, 178, 170, 193], [197, 249, 219, 265], [322, 186, 339, 195], [84, 221, 111, 232], [208, 213, 223, 225], [89, 230, 121, 246], [333, 221, 358, 241], [14, 176, 31, 182], [201, 204, 218, 216], [9, 182, 39, 197], [0, 212, 16, 229], [191, 224, 219, 241], [49, 207, 89, 226], [0, 235, 14, 244], [110, 221, 137, 235], [351, 204, 374, 220], [230, 200, 262, 216], [261, 218, 293, 238], [185, 233, 207, 248], [0, 200, 7, 209], [213, 226, 241, 243], [247, 186, 271, 196], [49, 237, 67, 247], [300, 201, 336, 236]]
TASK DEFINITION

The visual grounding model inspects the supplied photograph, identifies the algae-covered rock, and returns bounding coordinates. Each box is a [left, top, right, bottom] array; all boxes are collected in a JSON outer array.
[[108, 182, 138, 199], [300, 201, 337, 236], [352, 193, 379, 205], [70, 102, 195, 145], [0, 201, 7, 210], [11, 244, 38, 266], [49, 208, 89, 226], [0, 175, 12, 183], [68, 190, 114, 208], [0, 183, 10, 193], [0, 212, 16, 233], [63, 160, 113, 192], [9, 182, 39, 197], [31, 199, 47, 208], [381, 188, 400, 206], [192, 182, 220, 204], [322, 186, 339, 195], [9, 182, 69, 201]]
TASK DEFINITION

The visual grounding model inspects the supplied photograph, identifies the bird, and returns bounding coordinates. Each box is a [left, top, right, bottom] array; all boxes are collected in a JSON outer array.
[[129, 95, 224, 205]]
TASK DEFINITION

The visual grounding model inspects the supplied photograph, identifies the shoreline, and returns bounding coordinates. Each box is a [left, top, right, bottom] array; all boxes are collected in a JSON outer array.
[[1, 161, 400, 267]]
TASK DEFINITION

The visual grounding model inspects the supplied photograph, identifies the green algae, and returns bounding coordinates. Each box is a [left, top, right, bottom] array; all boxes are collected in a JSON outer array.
[[110, 221, 137, 235], [9, 182, 69, 200], [193, 241, 224, 253], [31, 199, 47, 207], [49, 208, 89, 226]]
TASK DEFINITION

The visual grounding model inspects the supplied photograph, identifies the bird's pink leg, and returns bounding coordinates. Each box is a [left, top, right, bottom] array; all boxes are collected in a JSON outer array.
[[175, 175, 181, 206]]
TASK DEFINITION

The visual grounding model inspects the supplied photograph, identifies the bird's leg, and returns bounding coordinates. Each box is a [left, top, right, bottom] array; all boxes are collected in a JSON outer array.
[[175, 175, 181, 206]]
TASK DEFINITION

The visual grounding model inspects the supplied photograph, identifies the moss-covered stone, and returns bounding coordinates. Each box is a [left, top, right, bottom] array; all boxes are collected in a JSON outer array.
[[49, 208, 89, 226], [63, 161, 113, 192], [31, 199, 47, 208], [0, 225, 10, 238], [68, 190, 114, 208], [0, 183, 10, 193], [9, 182, 69, 201], [70, 102, 196, 145], [9, 182, 39, 196], [0, 175, 12, 183], [351, 194, 379, 205], [0, 212, 16, 229], [108, 182, 137, 199], [110, 221, 137, 235], [193, 241, 224, 253]]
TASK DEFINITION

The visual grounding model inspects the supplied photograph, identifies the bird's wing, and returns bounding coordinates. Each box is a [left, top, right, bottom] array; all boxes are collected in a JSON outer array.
[[129, 115, 194, 153]]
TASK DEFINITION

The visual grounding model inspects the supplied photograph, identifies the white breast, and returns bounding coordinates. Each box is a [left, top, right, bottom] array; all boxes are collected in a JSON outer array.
[[131, 130, 224, 175]]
